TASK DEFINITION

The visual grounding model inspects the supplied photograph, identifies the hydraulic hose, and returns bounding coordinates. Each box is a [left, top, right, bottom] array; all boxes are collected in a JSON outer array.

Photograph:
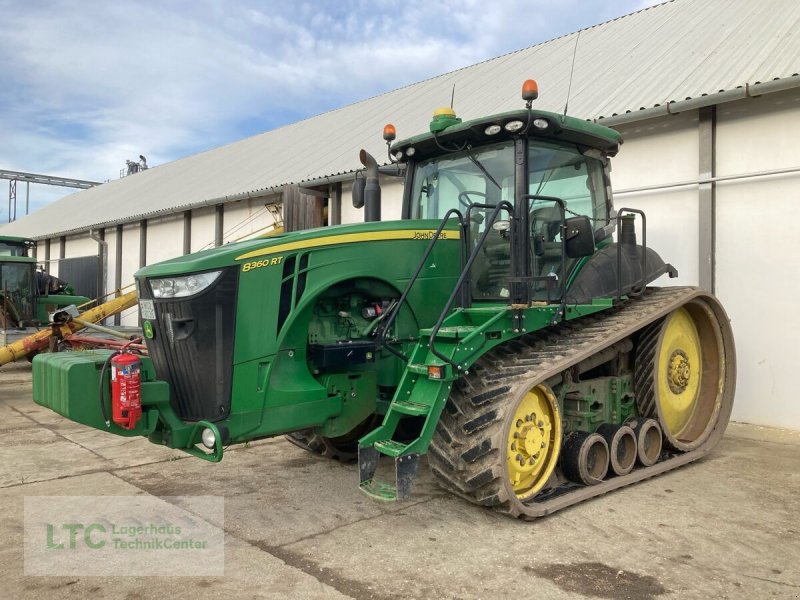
[[98, 351, 119, 428]]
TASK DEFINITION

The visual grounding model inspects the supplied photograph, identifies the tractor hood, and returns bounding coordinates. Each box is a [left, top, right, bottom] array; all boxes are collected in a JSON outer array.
[[135, 219, 460, 279]]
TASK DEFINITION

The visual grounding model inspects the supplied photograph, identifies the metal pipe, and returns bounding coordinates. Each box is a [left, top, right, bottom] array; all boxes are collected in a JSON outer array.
[[615, 165, 800, 196], [72, 317, 135, 340], [378, 208, 466, 360], [428, 201, 514, 371], [90, 228, 108, 312]]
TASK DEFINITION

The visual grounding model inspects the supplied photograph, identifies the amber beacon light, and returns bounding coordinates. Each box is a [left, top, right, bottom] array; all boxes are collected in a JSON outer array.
[[522, 79, 539, 104]]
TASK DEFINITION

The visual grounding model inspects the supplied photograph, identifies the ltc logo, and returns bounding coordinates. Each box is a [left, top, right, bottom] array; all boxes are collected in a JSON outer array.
[[47, 523, 106, 550]]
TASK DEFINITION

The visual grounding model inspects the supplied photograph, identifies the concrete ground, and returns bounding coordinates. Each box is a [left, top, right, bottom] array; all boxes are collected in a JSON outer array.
[[1, 360, 799, 600]]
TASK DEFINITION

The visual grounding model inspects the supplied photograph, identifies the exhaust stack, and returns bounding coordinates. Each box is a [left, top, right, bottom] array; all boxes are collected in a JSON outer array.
[[359, 149, 381, 222]]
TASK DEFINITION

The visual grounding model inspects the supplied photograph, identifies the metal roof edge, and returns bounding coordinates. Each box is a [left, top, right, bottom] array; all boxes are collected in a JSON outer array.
[[23, 167, 368, 241], [596, 75, 800, 127]]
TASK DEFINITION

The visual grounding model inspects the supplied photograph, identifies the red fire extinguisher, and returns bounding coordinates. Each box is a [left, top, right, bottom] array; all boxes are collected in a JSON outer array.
[[110, 352, 142, 430]]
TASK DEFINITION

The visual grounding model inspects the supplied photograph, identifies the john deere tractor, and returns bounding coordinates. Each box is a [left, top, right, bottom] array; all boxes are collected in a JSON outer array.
[[0, 236, 89, 330], [33, 81, 735, 518]]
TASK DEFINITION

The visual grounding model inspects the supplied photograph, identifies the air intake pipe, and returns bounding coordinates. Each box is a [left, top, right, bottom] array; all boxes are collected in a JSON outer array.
[[359, 149, 381, 222]]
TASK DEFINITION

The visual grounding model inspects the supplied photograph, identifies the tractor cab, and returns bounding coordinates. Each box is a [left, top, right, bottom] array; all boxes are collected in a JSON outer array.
[[0, 237, 32, 257], [0, 236, 87, 328], [388, 85, 624, 311], [0, 237, 36, 327]]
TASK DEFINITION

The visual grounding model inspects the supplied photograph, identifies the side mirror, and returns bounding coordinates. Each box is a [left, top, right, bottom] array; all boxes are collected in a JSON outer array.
[[352, 177, 366, 209], [564, 216, 595, 258]]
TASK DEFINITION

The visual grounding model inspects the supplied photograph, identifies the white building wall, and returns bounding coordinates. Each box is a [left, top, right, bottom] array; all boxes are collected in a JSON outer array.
[[190, 207, 216, 253], [35, 240, 47, 269], [105, 226, 118, 298], [612, 90, 800, 430], [221, 195, 280, 244], [119, 223, 141, 326], [715, 90, 800, 429], [340, 177, 404, 225], [145, 215, 183, 266], [611, 111, 701, 286]]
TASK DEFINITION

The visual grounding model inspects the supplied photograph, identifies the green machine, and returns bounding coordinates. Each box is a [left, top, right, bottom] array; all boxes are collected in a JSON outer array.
[[0, 236, 90, 329], [33, 81, 735, 518]]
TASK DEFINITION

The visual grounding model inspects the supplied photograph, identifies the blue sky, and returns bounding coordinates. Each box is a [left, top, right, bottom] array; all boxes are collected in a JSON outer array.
[[0, 0, 660, 219]]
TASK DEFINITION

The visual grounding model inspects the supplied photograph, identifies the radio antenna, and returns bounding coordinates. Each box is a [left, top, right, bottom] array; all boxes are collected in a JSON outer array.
[[563, 29, 582, 122], [450, 84, 456, 109]]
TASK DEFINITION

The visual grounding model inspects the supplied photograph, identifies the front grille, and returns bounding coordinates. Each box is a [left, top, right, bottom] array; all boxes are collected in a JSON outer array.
[[139, 267, 238, 422]]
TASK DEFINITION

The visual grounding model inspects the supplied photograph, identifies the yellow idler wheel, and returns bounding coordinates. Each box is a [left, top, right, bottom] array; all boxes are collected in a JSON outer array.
[[428, 368, 563, 516], [506, 384, 562, 500], [635, 301, 726, 452]]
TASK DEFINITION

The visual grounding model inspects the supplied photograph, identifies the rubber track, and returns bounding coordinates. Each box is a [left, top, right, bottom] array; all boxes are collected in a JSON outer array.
[[427, 286, 736, 519], [633, 320, 663, 433]]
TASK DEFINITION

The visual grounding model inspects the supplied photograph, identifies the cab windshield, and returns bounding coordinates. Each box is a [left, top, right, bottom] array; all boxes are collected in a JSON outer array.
[[409, 141, 515, 220], [408, 139, 609, 301], [0, 262, 34, 322], [0, 241, 28, 257]]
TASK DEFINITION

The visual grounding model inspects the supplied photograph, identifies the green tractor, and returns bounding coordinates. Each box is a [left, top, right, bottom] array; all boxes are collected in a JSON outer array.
[[0, 236, 90, 330], [33, 81, 735, 518]]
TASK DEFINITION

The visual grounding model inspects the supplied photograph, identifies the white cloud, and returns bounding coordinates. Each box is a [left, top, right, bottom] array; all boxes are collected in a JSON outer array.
[[0, 0, 653, 219]]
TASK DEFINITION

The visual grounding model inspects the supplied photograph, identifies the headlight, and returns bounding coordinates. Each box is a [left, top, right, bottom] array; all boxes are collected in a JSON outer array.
[[504, 120, 525, 132], [150, 270, 223, 299], [201, 427, 216, 449]]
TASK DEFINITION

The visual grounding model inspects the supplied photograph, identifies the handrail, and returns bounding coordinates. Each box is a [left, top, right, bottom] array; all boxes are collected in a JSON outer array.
[[428, 201, 514, 372], [377, 209, 466, 361], [521, 194, 568, 307], [615, 208, 647, 301]]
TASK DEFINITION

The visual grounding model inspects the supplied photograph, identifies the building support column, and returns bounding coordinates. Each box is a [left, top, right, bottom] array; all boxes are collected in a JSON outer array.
[[114, 225, 123, 326], [139, 220, 147, 268], [58, 236, 65, 277], [328, 182, 342, 226], [95, 228, 107, 306], [183, 210, 192, 255], [698, 105, 716, 292], [215, 204, 224, 247]]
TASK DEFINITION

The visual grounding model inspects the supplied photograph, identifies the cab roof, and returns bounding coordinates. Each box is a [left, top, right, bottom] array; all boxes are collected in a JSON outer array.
[[391, 109, 621, 163]]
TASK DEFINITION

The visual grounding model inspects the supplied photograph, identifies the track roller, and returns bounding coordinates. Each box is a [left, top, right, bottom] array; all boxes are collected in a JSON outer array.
[[596, 423, 637, 476], [560, 431, 609, 485], [628, 417, 662, 466]]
